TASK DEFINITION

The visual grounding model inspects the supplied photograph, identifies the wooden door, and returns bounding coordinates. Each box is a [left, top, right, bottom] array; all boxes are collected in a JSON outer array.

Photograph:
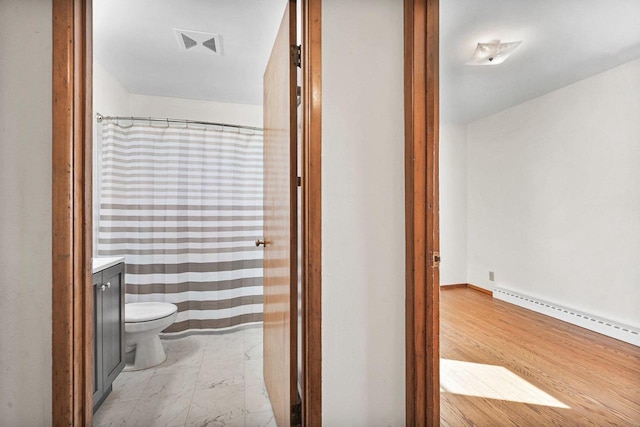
[[262, 1, 298, 426]]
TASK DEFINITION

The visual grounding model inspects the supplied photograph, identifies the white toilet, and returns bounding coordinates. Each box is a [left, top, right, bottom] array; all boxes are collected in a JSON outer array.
[[124, 302, 178, 371]]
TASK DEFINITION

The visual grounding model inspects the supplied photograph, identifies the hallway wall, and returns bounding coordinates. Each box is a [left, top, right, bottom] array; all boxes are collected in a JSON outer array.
[[322, 0, 406, 424], [0, 1, 53, 425]]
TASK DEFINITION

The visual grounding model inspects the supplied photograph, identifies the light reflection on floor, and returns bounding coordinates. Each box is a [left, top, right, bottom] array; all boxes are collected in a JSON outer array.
[[440, 359, 570, 409]]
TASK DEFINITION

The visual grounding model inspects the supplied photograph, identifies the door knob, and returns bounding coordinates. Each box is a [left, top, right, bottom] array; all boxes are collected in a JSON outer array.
[[255, 239, 267, 247]]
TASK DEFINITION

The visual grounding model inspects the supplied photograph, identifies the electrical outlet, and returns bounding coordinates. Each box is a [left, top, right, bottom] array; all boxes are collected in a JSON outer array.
[[489, 271, 495, 282]]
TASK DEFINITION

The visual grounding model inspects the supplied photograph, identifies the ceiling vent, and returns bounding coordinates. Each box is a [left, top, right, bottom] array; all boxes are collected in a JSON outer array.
[[180, 33, 197, 50], [174, 29, 224, 55], [202, 37, 217, 53]]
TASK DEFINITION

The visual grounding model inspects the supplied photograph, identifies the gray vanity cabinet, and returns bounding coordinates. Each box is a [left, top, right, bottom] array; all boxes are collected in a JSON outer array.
[[93, 262, 125, 411]]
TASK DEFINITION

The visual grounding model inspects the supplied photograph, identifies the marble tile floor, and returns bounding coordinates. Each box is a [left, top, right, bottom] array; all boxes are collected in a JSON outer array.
[[94, 326, 276, 427]]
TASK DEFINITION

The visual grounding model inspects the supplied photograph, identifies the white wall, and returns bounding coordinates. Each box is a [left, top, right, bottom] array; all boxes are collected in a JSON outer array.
[[322, 0, 405, 425], [439, 123, 468, 285], [93, 62, 262, 127], [0, 1, 53, 425], [94, 61, 130, 116], [129, 94, 263, 128], [467, 58, 640, 328]]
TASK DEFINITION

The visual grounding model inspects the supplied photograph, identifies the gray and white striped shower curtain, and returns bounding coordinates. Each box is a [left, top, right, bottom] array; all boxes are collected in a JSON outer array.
[[97, 121, 264, 333]]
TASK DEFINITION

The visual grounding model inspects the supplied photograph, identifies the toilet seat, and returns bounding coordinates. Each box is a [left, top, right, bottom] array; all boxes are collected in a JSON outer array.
[[125, 302, 177, 323]]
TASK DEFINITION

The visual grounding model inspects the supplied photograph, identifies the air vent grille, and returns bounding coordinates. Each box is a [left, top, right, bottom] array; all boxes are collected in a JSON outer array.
[[174, 29, 223, 55], [181, 33, 197, 50], [203, 37, 217, 53]]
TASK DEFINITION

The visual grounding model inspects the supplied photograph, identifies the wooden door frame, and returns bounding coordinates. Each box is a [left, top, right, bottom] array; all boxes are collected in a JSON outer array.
[[52, 0, 93, 424], [301, 0, 322, 425], [404, 0, 440, 426], [51, 0, 322, 425]]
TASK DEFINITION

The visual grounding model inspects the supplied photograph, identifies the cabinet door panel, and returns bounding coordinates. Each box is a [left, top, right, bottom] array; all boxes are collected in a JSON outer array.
[[92, 272, 103, 409], [102, 264, 125, 385]]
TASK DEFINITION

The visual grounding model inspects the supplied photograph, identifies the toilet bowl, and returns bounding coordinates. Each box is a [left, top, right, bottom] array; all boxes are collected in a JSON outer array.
[[124, 302, 178, 371]]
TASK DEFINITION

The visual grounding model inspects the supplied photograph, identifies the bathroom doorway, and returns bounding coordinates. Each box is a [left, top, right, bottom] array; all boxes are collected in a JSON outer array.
[[89, 1, 298, 425]]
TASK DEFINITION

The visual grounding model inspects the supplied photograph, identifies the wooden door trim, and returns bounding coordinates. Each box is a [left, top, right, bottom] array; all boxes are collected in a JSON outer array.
[[301, 0, 322, 425], [52, 0, 93, 425], [51, 0, 322, 425], [404, 0, 440, 426]]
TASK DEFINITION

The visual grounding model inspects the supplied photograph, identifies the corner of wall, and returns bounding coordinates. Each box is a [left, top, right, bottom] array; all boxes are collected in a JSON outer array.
[[93, 60, 132, 116], [439, 121, 469, 285], [461, 122, 470, 284]]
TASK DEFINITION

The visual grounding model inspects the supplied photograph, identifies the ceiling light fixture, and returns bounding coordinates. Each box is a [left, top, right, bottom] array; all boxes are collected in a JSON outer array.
[[466, 39, 522, 65]]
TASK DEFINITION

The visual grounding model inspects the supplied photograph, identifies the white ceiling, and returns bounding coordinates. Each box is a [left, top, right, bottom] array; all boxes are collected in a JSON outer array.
[[95, 1, 640, 119], [94, 0, 287, 106], [441, 0, 640, 124]]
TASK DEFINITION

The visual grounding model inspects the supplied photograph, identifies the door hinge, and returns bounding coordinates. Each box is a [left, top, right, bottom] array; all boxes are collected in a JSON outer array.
[[297, 176, 302, 187], [291, 402, 302, 426], [432, 252, 441, 268], [291, 44, 301, 68]]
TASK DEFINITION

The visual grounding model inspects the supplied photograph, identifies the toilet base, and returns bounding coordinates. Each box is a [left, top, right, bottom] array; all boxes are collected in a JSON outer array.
[[125, 335, 167, 371]]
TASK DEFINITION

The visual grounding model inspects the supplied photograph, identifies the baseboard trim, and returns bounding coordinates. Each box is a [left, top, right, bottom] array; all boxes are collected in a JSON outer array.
[[441, 283, 493, 296], [440, 283, 467, 289], [467, 284, 493, 296], [494, 287, 640, 347]]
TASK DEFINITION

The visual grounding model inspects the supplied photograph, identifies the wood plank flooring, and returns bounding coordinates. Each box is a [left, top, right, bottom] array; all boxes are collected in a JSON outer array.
[[440, 287, 640, 426]]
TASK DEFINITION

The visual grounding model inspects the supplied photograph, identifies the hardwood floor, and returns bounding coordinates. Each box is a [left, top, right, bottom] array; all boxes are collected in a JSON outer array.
[[440, 287, 640, 426]]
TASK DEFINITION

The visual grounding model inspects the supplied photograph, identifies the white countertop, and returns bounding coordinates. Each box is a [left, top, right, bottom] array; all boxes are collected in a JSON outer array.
[[92, 257, 125, 273]]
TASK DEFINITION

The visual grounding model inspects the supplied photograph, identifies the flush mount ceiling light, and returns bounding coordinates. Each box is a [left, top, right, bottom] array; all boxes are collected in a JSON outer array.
[[174, 29, 224, 55], [466, 39, 522, 65]]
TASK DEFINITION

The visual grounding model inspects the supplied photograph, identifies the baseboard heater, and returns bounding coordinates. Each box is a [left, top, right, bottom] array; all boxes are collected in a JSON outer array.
[[493, 287, 640, 347]]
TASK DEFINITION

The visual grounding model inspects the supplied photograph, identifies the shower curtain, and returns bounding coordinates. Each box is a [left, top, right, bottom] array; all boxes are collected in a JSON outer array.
[[97, 121, 264, 333]]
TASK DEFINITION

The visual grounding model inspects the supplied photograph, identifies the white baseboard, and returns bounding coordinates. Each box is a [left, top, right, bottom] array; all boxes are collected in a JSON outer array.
[[493, 287, 640, 347]]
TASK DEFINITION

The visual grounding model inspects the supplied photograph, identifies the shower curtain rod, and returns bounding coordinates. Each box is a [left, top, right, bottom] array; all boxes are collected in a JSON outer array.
[[95, 113, 263, 132]]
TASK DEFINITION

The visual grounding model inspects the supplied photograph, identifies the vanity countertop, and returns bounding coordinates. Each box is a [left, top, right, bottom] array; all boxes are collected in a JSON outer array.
[[92, 257, 125, 273]]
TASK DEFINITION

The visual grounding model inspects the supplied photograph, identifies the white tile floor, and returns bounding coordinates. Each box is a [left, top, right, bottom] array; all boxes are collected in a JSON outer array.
[[94, 327, 276, 427]]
